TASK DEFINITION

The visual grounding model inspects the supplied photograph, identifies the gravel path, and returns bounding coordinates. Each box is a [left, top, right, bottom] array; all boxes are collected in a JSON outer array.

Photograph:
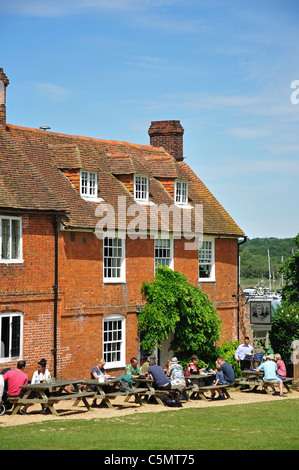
[[1, 388, 298, 428]]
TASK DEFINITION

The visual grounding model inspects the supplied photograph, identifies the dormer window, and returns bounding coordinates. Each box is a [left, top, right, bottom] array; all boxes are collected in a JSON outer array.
[[134, 175, 149, 203], [80, 170, 98, 200], [175, 180, 188, 205]]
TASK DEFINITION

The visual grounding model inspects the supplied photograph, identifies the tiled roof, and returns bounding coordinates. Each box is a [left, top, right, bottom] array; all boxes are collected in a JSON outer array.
[[0, 124, 244, 237]]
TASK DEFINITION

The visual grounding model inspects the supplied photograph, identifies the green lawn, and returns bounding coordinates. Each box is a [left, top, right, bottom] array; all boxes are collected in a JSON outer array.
[[0, 399, 298, 450]]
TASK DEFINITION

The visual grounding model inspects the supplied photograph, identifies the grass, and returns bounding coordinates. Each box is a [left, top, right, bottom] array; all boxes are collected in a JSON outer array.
[[0, 399, 298, 450]]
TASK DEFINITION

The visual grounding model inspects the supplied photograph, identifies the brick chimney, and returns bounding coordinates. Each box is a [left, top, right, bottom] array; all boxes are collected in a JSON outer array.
[[148, 120, 184, 161], [0, 68, 9, 127]]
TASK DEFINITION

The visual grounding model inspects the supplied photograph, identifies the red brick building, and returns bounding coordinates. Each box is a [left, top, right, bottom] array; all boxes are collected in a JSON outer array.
[[0, 69, 246, 379]]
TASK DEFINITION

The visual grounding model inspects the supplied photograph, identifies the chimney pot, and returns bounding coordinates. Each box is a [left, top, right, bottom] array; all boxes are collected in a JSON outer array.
[[148, 120, 184, 161], [0, 68, 9, 127]]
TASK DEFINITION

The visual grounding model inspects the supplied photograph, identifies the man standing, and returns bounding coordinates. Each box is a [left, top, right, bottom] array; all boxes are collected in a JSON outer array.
[[235, 336, 254, 370]]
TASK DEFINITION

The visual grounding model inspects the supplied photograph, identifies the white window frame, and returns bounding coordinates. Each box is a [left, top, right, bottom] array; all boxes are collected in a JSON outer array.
[[174, 179, 188, 206], [198, 237, 215, 282], [103, 314, 126, 369], [0, 312, 23, 363], [154, 236, 174, 273], [80, 170, 98, 200], [0, 216, 23, 263], [103, 236, 126, 283], [134, 175, 149, 203]]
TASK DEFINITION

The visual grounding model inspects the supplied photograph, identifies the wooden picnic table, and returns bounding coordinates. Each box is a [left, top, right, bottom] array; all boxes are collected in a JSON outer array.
[[186, 373, 234, 400], [235, 370, 293, 394], [186, 373, 216, 399], [80, 377, 150, 409], [8, 379, 94, 416]]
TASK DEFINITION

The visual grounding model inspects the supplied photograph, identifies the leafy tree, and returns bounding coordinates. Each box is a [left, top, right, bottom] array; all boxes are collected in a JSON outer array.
[[269, 235, 299, 373], [269, 302, 299, 373], [138, 266, 221, 365], [239, 237, 296, 281], [279, 234, 299, 303]]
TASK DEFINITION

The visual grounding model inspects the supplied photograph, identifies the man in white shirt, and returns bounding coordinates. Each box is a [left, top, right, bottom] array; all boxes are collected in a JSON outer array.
[[235, 337, 254, 370]]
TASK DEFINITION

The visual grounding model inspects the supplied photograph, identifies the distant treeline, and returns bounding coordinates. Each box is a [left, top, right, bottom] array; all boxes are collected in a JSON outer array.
[[239, 237, 297, 280]]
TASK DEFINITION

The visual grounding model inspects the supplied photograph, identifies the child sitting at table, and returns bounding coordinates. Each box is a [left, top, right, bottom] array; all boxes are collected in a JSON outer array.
[[210, 363, 224, 399]]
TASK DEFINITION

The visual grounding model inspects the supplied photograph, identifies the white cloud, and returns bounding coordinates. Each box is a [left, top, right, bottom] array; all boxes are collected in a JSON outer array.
[[227, 127, 271, 139], [123, 55, 170, 70], [0, 0, 176, 17], [31, 82, 74, 102]]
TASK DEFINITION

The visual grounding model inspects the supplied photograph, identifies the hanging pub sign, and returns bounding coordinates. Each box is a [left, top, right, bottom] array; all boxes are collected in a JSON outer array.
[[250, 301, 272, 326]]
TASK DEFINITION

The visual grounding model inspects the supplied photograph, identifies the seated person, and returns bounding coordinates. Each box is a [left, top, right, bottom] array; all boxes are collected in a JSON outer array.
[[215, 357, 235, 399], [274, 353, 287, 380], [3, 361, 28, 398], [91, 358, 110, 380], [90, 358, 111, 407], [3, 361, 28, 414], [257, 355, 284, 397], [23, 358, 51, 414], [168, 357, 188, 400], [140, 356, 151, 375], [211, 363, 224, 399], [125, 357, 141, 377], [187, 354, 200, 374], [168, 357, 186, 391], [148, 357, 171, 390]]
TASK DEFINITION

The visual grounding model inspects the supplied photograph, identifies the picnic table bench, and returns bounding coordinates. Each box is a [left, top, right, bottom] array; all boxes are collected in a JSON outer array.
[[262, 377, 293, 394], [80, 377, 152, 409], [8, 379, 94, 416], [195, 384, 233, 400], [235, 370, 293, 395]]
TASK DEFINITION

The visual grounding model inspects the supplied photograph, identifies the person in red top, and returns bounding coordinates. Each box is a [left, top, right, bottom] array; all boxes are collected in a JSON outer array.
[[3, 360, 28, 397]]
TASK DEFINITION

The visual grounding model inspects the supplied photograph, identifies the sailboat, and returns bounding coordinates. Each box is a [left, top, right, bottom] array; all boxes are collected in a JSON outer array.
[[243, 249, 281, 302]]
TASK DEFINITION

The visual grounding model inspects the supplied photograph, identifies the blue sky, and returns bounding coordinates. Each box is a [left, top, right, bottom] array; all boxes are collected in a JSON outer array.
[[1, 0, 299, 239]]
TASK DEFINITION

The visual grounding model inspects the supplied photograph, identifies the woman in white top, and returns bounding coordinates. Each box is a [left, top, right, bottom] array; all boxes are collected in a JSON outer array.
[[21, 359, 51, 414], [31, 358, 51, 384]]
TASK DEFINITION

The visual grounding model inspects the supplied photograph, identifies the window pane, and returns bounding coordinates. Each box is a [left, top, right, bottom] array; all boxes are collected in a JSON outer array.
[[103, 317, 124, 365], [0, 314, 22, 359], [1, 219, 10, 259], [155, 239, 171, 272], [81, 171, 88, 195], [0, 316, 10, 358], [11, 316, 21, 357], [135, 176, 148, 201], [103, 237, 124, 280], [175, 181, 188, 204], [199, 240, 213, 278], [11, 219, 20, 259]]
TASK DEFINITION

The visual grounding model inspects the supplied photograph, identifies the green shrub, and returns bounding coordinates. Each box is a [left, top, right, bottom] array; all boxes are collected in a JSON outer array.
[[269, 302, 299, 372], [216, 340, 242, 377]]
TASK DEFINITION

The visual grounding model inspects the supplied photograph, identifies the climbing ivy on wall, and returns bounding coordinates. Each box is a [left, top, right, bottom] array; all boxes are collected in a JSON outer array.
[[138, 266, 221, 364]]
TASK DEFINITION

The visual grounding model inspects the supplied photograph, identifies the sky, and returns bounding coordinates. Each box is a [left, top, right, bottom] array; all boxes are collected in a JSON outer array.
[[0, 0, 299, 239]]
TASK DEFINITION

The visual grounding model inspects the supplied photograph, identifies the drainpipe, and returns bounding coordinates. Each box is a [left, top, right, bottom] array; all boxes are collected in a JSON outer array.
[[52, 214, 59, 378], [237, 236, 247, 341]]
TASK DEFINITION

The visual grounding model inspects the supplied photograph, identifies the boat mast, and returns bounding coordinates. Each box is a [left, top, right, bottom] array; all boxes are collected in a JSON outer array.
[[268, 249, 271, 291]]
